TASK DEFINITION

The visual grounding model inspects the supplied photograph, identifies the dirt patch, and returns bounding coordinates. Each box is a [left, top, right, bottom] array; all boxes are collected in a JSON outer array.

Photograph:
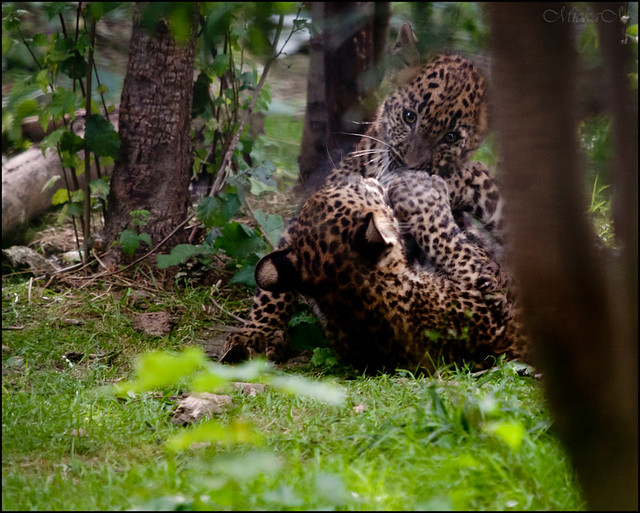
[[132, 311, 179, 337]]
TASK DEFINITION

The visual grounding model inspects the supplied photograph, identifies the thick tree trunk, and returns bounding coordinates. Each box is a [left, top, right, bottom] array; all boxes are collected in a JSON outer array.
[[487, 3, 637, 510], [298, 2, 390, 187], [103, 2, 199, 264]]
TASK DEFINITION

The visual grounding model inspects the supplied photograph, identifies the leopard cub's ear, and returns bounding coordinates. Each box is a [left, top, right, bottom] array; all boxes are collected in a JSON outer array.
[[353, 212, 393, 263], [392, 22, 420, 68], [255, 249, 299, 293]]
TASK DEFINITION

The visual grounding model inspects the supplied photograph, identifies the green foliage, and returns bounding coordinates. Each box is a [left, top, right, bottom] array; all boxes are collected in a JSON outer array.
[[196, 191, 242, 229], [151, 4, 310, 278], [4, 2, 307, 274], [117, 210, 152, 255], [398, 2, 489, 56], [114, 346, 346, 452], [157, 244, 212, 269], [84, 114, 121, 158], [288, 305, 329, 354], [2, 1, 123, 257], [579, 115, 615, 245]]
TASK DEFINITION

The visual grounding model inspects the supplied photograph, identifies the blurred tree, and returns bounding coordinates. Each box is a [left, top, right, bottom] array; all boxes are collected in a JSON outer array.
[[487, 2, 637, 510], [103, 2, 199, 267], [298, 2, 390, 187]]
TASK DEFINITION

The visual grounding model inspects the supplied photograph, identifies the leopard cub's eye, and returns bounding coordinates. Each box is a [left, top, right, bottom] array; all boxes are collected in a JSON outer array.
[[402, 109, 417, 125], [443, 131, 460, 144]]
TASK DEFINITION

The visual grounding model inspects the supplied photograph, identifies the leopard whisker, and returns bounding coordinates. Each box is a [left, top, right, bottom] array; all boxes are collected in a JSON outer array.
[[333, 131, 393, 150]]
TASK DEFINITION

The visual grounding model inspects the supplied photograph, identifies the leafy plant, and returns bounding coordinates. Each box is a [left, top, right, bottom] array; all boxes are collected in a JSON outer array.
[[154, 5, 310, 283], [117, 210, 152, 255], [2, 2, 121, 261]]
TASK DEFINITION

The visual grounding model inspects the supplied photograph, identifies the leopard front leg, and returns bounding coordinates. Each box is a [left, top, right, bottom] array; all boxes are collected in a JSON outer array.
[[220, 221, 299, 364], [386, 171, 503, 293], [444, 161, 504, 244], [220, 288, 296, 364]]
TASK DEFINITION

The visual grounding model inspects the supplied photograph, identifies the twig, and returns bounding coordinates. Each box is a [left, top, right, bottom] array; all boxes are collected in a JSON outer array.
[[74, 213, 196, 283], [83, 16, 97, 265], [209, 13, 288, 197], [209, 283, 246, 323], [91, 249, 109, 271]]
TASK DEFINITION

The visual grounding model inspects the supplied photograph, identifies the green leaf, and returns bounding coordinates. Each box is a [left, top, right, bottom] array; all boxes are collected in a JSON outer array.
[[116, 347, 208, 393], [166, 418, 262, 452], [156, 244, 208, 269], [86, 2, 123, 21], [248, 160, 277, 195], [486, 420, 526, 451], [85, 114, 120, 158], [49, 88, 78, 122], [15, 99, 38, 119], [290, 321, 327, 352], [60, 52, 88, 80], [137, 233, 152, 250], [41, 127, 66, 156], [89, 178, 110, 200], [2, 33, 13, 55], [214, 222, 266, 259], [60, 152, 81, 173], [248, 177, 277, 195], [35, 69, 49, 93], [70, 189, 85, 203], [119, 229, 141, 255], [188, 370, 229, 393], [42, 175, 62, 192], [66, 202, 84, 217], [196, 192, 241, 228], [59, 130, 84, 154], [229, 263, 257, 287], [51, 188, 70, 205], [270, 375, 346, 406], [253, 210, 283, 248], [44, 2, 73, 20]]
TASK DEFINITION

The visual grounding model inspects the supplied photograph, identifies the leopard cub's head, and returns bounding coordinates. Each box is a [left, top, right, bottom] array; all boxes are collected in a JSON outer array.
[[254, 176, 404, 296], [378, 53, 488, 179]]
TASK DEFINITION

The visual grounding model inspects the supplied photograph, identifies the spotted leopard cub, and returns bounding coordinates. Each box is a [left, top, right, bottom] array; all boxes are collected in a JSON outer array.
[[249, 173, 525, 372], [327, 52, 504, 242]]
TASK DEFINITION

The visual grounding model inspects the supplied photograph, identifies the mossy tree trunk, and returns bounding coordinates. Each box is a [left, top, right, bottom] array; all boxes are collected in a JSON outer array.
[[103, 2, 199, 267]]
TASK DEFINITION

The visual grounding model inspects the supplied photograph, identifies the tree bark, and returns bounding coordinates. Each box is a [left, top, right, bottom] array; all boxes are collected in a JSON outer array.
[[298, 2, 390, 186], [103, 2, 199, 265], [487, 3, 637, 510]]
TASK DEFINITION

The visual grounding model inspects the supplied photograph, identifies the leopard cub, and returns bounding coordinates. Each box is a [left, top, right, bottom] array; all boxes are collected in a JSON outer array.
[[250, 173, 525, 372]]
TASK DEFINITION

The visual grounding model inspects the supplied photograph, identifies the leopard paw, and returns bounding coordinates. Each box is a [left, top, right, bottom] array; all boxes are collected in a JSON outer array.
[[220, 327, 289, 364]]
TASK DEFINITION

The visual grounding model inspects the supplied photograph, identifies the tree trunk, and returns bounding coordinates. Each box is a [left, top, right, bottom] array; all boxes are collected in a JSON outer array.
[[487, 3, 637, 510], [298, 2, 390, 187], [103, 2, 199, 265]]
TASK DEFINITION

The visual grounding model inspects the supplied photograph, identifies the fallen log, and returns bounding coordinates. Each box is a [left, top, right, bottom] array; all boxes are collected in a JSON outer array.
[[2, 111, 117, 237]]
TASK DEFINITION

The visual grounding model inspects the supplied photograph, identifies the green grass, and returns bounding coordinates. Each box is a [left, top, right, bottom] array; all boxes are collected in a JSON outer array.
[[2, 276, 584, 511]]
